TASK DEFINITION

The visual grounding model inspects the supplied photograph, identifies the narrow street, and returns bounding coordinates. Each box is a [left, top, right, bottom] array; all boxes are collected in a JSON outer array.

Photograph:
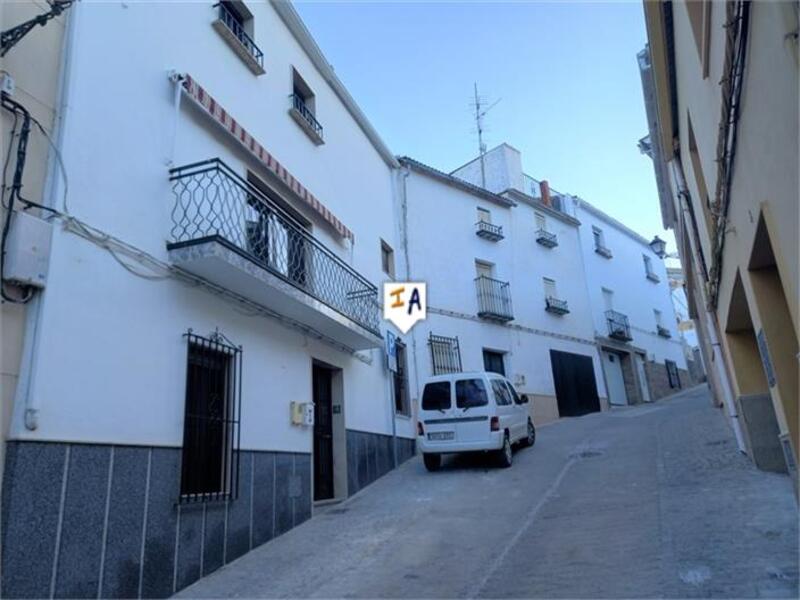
[[178, 385, 798, 599]]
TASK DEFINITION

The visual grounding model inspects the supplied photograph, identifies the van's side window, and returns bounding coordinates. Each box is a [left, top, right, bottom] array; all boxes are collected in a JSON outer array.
[[491, 379, 512, 406], [505, 382, 523, 405], [456, 378, 489, 408], [421, 381, 451, 411]]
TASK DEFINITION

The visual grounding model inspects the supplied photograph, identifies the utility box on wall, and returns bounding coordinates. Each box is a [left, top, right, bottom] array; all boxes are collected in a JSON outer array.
[[290, 401, 314, 426], [4, 211, 52, 288]]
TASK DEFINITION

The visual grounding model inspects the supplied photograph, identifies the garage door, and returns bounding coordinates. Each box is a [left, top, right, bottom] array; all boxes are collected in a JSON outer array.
[[550, 350, 601, 417]]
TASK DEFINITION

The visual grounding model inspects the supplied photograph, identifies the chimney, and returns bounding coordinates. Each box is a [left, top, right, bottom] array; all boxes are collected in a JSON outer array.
[[541, 180, 551, 206]]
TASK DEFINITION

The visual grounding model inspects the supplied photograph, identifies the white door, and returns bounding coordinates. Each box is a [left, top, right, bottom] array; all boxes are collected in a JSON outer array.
[[634, 354, 652, 403], [603, 351, 628, 406]]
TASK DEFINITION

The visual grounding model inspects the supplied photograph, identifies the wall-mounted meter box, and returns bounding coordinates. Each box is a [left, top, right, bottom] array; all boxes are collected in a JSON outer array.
[[290, 402, 314, 426], [4, 211, 52, 288]]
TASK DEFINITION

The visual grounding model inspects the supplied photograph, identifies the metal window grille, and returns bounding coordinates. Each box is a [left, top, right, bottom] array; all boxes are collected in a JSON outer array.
[[179, 330, 242, 504], [475, 275, 514, 321], [216, 2, 264, 68], [605, 309, 632, 341], [429, 333, 463, 375], [168, 159, 380, 334], [290, 93, 324, 139]]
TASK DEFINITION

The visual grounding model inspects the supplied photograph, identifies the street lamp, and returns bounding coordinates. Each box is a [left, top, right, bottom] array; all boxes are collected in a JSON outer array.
[[649, 235, 667, 258]]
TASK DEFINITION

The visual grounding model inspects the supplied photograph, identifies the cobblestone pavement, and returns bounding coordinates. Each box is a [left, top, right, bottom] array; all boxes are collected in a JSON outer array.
[[178, 385, 798, 599]]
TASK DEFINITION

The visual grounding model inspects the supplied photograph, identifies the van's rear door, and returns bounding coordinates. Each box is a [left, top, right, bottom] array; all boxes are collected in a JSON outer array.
[[420, 380, 456, 443], [454, 376, 491, 444]]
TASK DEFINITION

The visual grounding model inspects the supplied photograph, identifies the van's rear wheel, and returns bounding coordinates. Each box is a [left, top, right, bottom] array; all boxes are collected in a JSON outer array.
[[522, 419, 536, 447], [497, 434, 513, 468], [423, 453, 442, 471]]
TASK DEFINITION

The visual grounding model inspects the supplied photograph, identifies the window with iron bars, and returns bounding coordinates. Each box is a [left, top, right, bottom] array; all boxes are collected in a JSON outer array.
[[665, 359, 681, 389], [428, 333, 463, 376], [179, 331, 242, 503]]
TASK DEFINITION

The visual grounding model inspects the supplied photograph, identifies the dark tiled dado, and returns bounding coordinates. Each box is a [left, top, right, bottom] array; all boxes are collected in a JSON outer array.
[[346, 429, 416, 497], [1, 442, 311, 599]]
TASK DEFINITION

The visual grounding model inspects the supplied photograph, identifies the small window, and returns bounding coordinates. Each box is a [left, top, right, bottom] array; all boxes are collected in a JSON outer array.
[[456, 378, 489, 409], [477, 207, 491, 223], [393, 341, 410, 415], [543, 277, 557, 299], [421, 381, 451, 411], [592, 226, 605, 248], [602, 287, 614, 311], [644, 255, 655, 276], [290, 68, 323, 143], [483, 349, 506, 376], [381, 239, 395, 278], [654, 309, 663, 326], [180, 332, 241, 502], [475, 260, 493, 279], [213, 1, 263, 75], [490, 379, 512, 406]]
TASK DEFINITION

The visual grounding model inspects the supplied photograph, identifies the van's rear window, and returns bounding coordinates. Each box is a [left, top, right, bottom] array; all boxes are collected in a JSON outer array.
[[456, 378, 488, 408], [421, 381, 451, 410]]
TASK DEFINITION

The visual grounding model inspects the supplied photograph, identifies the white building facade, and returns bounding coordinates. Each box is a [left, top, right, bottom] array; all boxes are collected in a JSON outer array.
[[1, 2, 415, 598], [398, 158, 609, 424], [451, 144, 688, 407]]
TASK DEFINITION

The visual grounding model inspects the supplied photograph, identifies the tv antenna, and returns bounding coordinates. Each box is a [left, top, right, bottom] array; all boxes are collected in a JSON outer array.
[[471, 83, 501, 188]]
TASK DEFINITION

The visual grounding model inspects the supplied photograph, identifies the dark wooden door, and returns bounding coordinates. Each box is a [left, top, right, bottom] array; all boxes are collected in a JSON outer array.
[[550, 350, 601, 417], [313, 365, 334, 501]]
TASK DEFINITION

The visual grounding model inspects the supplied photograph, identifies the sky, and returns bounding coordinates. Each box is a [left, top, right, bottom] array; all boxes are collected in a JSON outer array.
[[293, 0, 672, 249]]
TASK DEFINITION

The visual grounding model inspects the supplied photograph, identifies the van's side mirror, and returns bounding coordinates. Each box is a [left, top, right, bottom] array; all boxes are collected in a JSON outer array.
[[520, 394, 530, 404]]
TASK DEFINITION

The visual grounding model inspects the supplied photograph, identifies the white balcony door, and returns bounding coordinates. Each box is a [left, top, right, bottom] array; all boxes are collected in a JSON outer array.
[[602, 288, 614, 311]]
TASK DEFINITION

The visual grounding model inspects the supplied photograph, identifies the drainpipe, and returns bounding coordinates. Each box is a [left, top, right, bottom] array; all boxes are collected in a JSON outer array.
[[11, 0, 80, 433], [398, 165, 422, 410], [671, 159, 746, 453]]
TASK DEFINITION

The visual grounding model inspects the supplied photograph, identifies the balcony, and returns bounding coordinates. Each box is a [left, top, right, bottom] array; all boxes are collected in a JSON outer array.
[[594, 244, 613, 259], [646, 271, 661, 283], [606, 310, 632, 341], [657, 325, 672, 338], [212, 3, 265, 76], [167, 159, 381, 350], [475, 276, 514, 322], [545, 296, 570, 315], [289, 94, 324, 145], [535, 228, 558, 248], [475, 220, 504, 242]]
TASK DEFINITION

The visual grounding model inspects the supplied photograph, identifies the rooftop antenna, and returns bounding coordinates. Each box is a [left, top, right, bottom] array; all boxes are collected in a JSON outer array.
[[471, 83, 501, 188]]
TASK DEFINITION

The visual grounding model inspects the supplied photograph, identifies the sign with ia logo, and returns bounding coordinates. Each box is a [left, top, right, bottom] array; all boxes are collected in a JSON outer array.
[[383, 282, 426, 334]]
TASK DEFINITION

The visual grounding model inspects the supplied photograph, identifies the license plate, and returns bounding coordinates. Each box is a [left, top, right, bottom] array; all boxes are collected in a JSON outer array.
[[428, 431, 454, 441]]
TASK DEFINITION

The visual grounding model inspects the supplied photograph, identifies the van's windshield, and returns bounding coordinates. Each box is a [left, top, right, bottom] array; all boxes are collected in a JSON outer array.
[[456, 378, 489, 408], [421, 381, 451, 411]]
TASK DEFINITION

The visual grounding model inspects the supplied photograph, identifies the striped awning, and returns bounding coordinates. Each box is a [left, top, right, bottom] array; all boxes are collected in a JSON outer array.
[[180, 74, 354, 241]]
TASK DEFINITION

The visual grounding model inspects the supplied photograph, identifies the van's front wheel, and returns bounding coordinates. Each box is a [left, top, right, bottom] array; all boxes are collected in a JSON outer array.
[[522, 419, 536, 447], [423, 453, 442, 471], [497, 434, 513, 468]]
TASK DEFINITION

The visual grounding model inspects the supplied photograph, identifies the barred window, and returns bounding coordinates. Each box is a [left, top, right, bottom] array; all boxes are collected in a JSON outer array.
[[429, 333, 462, 375], [665, 359, 681, 389], [180, 331, 242, 503], [393, 341, 410, 416]]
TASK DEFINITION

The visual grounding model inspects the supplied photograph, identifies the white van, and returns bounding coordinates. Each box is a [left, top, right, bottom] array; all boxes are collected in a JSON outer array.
[[416, 371, 536, 471]]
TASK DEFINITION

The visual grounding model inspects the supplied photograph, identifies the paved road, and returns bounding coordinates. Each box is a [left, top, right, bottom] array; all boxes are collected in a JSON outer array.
[[178, 385, 798, 598]]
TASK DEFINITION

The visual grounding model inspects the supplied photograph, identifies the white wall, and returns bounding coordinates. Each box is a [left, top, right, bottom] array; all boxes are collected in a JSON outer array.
[[9, 0, 415, 450]]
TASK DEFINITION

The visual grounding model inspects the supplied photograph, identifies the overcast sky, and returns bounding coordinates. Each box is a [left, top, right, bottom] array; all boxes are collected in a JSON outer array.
[[294, 1, 673, 250]]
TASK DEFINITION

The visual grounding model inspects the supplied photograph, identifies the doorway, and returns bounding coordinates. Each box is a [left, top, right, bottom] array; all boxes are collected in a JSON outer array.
[[313, 364, 334, 501], [550, 350, 601, 417], [603, 351, 628, 406]]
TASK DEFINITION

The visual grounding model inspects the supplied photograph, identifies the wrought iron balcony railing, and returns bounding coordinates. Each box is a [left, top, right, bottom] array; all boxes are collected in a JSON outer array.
[[646, 271, 661, 283], [290, 94, 324, 141], [657, 325, 672, 338], [535, 228, 558, 248], [216, 2, 264, 69], [168, 159, 379, 334], [606, 309, 632, 341], [475, 220, 504, 241], [545, 296, 570, 315], [594, 243, 613, 259], [475, 275, 514, 321]]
